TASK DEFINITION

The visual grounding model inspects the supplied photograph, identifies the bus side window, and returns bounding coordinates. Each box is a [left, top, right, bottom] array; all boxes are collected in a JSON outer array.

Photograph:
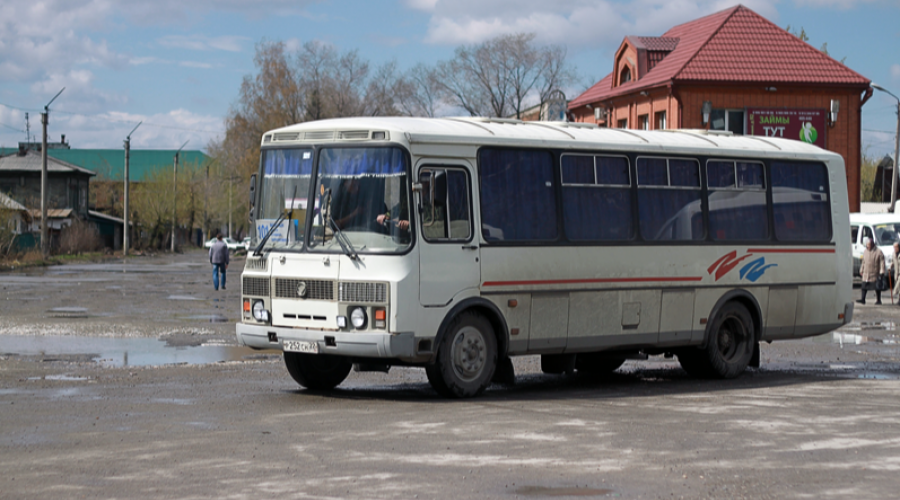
[[851, 225, 859, 244], [419, 167, 471, 241]]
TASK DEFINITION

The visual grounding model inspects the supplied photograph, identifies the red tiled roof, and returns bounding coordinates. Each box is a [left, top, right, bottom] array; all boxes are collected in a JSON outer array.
[[636, 37, 680, 51], [570, 5, 869, 109]]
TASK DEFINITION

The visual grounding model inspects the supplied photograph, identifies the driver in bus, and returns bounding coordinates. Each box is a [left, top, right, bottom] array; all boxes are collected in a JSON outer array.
[[331, 178, 368, 230]]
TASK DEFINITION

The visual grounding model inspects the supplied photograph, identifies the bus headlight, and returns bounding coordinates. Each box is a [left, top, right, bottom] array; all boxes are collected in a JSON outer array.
[[252, 300, 269, 322], [350, 307, 367, 329]]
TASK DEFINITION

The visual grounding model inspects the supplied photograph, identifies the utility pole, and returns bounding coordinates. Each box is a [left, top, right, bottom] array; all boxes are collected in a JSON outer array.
[[201, 159, 216, 244], [40, 87, 65, 259], [171, 140, 189, 252], [873, 84, 900, 213], [123, 122, 141, 256]]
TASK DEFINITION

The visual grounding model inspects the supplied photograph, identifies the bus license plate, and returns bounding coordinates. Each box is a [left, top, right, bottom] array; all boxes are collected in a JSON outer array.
[[283, 340, 318, 354]]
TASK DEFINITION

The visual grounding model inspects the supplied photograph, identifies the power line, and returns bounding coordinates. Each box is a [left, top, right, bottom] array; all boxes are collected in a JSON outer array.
[[0, 122, 25, 133], [864, 128, 897, 134], [0, 101, 222, 134]]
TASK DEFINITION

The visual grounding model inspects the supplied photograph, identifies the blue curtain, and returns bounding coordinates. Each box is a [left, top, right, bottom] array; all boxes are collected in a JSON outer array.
[[480, 149, 558, 241], [319, 148, 406, 178], [263, 149, 313, 177], [771, 161, 830, 241]]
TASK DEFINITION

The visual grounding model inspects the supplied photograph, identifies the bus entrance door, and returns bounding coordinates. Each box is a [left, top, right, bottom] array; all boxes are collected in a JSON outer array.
[[417, 165, 480, 306]]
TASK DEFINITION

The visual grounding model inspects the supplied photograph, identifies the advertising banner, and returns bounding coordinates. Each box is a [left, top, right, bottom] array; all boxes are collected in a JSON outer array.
[[746, 108, 827, 148]]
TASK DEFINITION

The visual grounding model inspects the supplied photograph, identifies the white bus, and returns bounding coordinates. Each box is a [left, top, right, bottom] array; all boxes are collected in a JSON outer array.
[[237, 117, 853, 398]]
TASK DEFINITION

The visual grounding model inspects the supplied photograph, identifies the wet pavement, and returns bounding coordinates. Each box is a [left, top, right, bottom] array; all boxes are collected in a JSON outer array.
[[1, 250, 900, 499]]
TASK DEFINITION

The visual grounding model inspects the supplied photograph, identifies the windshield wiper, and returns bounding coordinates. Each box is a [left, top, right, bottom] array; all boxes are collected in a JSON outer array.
[[328, 216, 359, 260], [252, 210, 287, 257], [253, 186, 298, 257], [322, 188, 358, 260]]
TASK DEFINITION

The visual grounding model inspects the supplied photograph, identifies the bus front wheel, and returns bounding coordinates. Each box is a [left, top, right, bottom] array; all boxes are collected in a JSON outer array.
[[284, 352, 352, 390], [678, 302, 755, 379], [426, 312, 498, 398]]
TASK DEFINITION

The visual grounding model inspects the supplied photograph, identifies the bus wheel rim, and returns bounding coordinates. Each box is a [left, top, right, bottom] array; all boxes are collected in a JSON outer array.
[[450, 326, 486, 382]]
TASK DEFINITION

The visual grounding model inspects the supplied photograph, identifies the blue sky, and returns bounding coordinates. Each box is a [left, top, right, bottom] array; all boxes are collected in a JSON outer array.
[[0, 0, 898, 159]]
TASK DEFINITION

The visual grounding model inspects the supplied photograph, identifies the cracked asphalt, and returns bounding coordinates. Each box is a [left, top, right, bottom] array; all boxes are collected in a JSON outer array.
[[1, 250, 899, 499]]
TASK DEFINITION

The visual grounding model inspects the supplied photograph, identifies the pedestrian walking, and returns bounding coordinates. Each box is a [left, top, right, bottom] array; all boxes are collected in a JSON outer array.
[[892, 242, 900, 305], [209, 233, 230, 291], [858, 237, 885, 305]]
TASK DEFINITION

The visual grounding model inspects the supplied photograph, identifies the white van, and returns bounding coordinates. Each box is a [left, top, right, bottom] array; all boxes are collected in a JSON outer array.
[[849, 213, 900, 276]]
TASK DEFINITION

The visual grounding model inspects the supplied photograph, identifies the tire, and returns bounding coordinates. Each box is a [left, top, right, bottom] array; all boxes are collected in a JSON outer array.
[[426, 312, 498, 398], [575, 353, 626, 374], [283, 352, 352, 390], [678, 302, 755, 379]]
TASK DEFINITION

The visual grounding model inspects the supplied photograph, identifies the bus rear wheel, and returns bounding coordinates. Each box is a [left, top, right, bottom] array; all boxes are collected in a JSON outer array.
[[284, 352, 352, 390], [426, 312, 497, 398], [678, 302, 755, 379]]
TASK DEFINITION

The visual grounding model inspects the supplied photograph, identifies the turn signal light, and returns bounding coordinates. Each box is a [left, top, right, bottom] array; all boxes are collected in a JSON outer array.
[[243, 299, 251, 313], [374, 308, 386, 329]]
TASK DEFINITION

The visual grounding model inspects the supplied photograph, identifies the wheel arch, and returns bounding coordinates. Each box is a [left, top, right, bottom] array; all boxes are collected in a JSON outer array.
[[701, 289, 763, 349], [432, 297, 509, 362]]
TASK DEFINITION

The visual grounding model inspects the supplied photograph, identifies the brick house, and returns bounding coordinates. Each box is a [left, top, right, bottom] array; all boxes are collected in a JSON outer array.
[[568, 4, 872, 211]]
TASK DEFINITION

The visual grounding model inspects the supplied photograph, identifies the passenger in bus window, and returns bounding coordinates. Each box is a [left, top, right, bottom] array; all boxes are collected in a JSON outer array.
[[859, 236, 885, 305]]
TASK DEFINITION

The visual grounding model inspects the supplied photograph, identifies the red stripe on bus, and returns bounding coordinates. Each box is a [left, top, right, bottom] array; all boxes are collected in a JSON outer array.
[[746, 248, 836, 254], [482, 277, 703, 287]]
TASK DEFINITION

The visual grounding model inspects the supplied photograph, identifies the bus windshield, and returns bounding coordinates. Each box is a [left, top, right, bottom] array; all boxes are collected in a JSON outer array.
[[255, 148, 314, 250], [308, 147, 411, 254]]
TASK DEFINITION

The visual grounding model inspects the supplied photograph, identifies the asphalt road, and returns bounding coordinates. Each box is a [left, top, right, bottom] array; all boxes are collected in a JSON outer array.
[[1, 251, 899, 499]]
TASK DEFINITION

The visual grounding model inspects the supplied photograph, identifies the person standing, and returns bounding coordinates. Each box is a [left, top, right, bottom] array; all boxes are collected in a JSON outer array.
[[859, 237, 885, 305], [209, 233, 230, 291], [893, 242, 900, 305]]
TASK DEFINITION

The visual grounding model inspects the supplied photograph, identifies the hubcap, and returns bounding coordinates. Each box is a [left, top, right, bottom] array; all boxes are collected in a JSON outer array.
[[450, 326, 487, 382], [718, 316, 746, 362]]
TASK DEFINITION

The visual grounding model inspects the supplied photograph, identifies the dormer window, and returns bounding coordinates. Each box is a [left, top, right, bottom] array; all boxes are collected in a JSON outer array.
[[620, 66, 632, 85]]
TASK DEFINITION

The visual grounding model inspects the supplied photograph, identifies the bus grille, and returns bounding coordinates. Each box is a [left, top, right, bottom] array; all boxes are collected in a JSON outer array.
[[242, 277, 270, 297], [275, 278, 335, 301], [339, 282, 387, 303]]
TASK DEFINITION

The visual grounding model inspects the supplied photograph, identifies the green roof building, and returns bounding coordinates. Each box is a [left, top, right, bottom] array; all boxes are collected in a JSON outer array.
[[0, 147, 210, 181]]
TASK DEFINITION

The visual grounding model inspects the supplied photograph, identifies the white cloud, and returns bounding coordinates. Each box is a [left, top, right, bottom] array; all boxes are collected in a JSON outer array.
[[179, 61, 216, 69], [794, 0, 881, 9], [404, 0, 439, 11], [415, 0, 779, 47], [892, 64, 900, 83], [157, 35, 249, 52], [48, 109, 223, 150]]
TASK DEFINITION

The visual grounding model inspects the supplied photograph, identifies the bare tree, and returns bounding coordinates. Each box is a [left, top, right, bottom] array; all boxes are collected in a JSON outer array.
[[395, 63, 442, 118], [434, 33, 575, 118]]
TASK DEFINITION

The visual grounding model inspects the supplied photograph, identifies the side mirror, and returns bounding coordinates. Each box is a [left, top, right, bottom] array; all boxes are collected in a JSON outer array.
[[249, 174, 257, 226], [249, 174, 257, 209], [433, 170, 447, 207]]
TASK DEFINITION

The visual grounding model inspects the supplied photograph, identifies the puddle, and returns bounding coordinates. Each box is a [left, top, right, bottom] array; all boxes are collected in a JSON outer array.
[[0, 335, 276, 367], [176, 314, 230, 323], [167, 295, 203, 301], [27, 374, 92, 381], [514, 486, 614, 497], [858, 372, 900, 380], [842, 321, 896, 332], [47, 307, 89, 318]]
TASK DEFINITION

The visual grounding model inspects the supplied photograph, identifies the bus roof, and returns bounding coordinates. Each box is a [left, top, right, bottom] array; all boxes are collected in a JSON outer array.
[[263, 117, 839, 161]]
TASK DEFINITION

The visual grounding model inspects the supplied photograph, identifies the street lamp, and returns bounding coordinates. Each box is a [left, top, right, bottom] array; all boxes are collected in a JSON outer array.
[[872, 83, 900, 213]]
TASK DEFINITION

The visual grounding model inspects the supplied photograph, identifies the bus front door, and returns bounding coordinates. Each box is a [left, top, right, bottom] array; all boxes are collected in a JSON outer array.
[[417, 165, 480, 306]]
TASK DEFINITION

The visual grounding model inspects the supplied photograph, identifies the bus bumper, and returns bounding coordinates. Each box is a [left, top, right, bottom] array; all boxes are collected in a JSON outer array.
[[236, 322, 416, 359]]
